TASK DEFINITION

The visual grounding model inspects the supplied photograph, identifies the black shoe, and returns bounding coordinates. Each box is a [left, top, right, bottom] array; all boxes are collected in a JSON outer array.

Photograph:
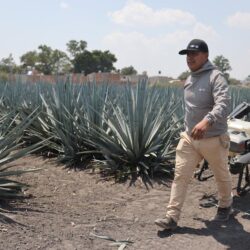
[[155, 216, 177, 230], [213, 206, 234, 221]]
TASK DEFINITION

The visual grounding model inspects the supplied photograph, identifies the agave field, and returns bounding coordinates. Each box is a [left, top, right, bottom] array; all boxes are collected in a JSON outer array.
[[0, 78, 250, 200]]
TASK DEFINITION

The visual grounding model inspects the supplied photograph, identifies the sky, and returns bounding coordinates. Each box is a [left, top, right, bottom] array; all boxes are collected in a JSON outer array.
[[1, 0, 250, 80]]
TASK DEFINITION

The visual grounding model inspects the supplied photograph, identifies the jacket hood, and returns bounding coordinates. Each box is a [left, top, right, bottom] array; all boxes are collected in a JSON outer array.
[[191, 60, 216, 76]]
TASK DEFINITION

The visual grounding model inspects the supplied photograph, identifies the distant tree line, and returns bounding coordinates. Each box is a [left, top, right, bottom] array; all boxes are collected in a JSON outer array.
[[0, 42, 246, 85], [0, 40, 140, 77]]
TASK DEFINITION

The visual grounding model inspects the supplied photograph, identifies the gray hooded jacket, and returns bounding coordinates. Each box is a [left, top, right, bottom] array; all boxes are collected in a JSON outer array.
[[184, 60, 230, 138]]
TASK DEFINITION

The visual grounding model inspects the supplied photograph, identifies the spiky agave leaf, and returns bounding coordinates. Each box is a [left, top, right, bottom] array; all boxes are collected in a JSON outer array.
[[87, 81, 183, 182], [0, 109, 46, 199], [39, 82, 109, 166], [0, 82, 57, 158]]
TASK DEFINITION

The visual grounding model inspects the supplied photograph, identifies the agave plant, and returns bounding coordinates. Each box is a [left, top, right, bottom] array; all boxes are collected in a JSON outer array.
[[0, 81, 57, 157], [0, 80, 188, 185], [40, 81, 109, 166], [229, 86, 250, 119], [0, 109, 45, 199], [85, 81, 184, 183]]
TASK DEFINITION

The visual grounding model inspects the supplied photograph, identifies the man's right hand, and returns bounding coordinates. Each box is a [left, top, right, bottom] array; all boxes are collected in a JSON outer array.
[[191, 118, 211, 140]]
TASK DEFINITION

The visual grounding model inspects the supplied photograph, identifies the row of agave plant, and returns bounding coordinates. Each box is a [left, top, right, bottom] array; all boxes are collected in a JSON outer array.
[[1, 79, 250, 199], [0, 79, 184, 198]]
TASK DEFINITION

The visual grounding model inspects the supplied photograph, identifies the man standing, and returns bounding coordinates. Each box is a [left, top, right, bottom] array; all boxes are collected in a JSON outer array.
[[155, 39, 233, 230]]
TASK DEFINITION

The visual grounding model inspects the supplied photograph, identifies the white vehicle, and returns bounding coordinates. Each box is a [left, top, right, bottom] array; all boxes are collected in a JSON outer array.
[[195, 102, 250, 196]]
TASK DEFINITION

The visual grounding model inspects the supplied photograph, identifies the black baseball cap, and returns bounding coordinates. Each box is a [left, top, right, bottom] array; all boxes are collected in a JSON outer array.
[[179, 39, 209, 55]]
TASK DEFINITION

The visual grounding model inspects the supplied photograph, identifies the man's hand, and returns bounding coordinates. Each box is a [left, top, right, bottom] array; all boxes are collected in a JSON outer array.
[[191, 118, 211, 140]]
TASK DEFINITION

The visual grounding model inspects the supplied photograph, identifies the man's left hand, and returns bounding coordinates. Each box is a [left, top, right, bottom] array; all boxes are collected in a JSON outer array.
[[191, 118, 211, 140]]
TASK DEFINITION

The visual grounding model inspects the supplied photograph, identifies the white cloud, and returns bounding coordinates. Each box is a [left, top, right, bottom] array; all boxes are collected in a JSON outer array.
[[104, 1, 219, 77], [229, 51, 250, 80], [192, 23, 218, 39], [227, 12, 250, 29], [60, 2, 69, 9], [102, 24, 218, 77], [103, 32, 169, 75], [109, 0, 196, 27]]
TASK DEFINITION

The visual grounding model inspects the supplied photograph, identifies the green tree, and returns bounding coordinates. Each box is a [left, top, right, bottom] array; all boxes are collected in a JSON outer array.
[[178, 70, 190, 80], [92, 50, 117, 73], [36, 45, 54, 74], [213, 55, 232, 80], [66, 40, 117, 74], [66, 40, 87, 58], [121, 65, 137, 75], [73, 50, 96, 74], [72, 48, 117, 75], [20, 51, 38, 73], [0, 54, 17, 73], [36, 45, 70, 75], [52, 49, 72, 74]]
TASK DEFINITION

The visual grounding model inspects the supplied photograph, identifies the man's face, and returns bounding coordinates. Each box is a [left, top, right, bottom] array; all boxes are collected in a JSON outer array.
[[186, 51, 208, 72]]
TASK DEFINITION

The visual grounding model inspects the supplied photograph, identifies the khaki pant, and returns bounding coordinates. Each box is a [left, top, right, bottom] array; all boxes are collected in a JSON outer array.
[[166, 131, 233, 222]]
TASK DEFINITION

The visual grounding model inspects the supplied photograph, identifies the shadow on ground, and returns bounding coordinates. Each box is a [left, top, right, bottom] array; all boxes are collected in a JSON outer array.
[[158, 193, 250, 250]]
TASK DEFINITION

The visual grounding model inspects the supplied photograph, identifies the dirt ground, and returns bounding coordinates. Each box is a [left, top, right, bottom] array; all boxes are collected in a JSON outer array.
[[0, 156, 250, 250]]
